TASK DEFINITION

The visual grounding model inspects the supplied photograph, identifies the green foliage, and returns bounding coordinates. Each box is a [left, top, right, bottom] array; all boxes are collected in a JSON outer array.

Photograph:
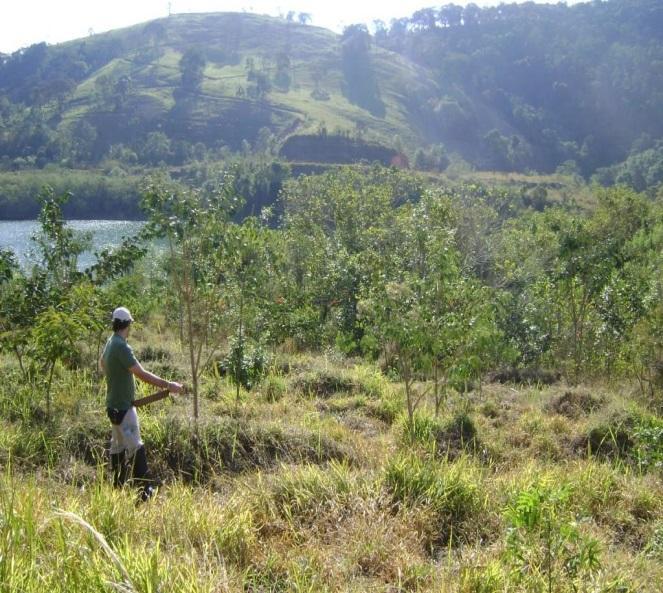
[[504, 483, 601, 592], [223, 335, 268, 392]]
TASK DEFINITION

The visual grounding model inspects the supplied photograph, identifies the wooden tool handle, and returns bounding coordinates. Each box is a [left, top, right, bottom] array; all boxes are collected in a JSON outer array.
[[133, 389, 170, 408]]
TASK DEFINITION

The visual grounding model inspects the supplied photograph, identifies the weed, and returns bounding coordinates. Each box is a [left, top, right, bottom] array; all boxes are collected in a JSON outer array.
[[504, 482, 602, 593]]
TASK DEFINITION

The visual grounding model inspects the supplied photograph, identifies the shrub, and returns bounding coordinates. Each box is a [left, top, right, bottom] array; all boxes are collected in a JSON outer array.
[[504, 482, 602, 592]]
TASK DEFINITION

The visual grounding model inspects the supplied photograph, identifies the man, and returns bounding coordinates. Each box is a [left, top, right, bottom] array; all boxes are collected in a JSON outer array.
[[100, 306, 184, 501]]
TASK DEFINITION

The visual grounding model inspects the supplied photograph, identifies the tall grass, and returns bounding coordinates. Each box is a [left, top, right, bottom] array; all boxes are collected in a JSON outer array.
[[0, 352, 662, 592]]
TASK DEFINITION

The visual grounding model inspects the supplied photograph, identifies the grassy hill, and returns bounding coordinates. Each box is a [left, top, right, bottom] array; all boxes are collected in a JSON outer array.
[[1, 2, 663, 218], [4, 13, 438, 156]]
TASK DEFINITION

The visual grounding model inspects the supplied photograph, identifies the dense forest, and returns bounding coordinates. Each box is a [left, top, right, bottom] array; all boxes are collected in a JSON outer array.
[[1, 1, 662, 218]]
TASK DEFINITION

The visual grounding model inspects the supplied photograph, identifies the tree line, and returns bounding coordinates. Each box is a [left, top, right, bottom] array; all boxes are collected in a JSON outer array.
[[1, 166, 661, 424]]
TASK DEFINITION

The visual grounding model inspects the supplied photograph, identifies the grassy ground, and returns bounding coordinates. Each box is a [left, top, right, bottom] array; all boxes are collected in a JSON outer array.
[[1, 324, 661, 592]]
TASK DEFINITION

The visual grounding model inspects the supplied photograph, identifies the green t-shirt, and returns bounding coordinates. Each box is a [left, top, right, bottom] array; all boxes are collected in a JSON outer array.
[[103, 333, 138, 410]]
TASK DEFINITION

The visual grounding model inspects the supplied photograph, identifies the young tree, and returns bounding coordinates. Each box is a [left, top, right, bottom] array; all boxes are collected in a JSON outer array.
[[217, 218, 272, 406], [141, 176, 240, 420]]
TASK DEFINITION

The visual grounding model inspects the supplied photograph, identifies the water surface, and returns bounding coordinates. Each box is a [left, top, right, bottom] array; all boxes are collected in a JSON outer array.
[[0, 220, 144, 269]]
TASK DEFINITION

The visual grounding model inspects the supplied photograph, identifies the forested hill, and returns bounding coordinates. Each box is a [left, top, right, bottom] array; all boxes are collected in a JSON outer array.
[[375, 0, 663, 182], [0, 1, 662, 205]]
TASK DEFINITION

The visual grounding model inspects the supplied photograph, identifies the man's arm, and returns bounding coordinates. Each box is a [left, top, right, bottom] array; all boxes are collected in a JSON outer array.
[[129, 362, 184, 394]]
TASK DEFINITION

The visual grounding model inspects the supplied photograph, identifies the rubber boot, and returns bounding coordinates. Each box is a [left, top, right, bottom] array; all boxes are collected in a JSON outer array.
[[110, 452, 125, 488], [129, 446, 154, 502]]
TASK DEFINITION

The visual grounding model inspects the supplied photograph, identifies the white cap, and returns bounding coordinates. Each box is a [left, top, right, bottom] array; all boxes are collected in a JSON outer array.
[[112, 307, 134, 322]]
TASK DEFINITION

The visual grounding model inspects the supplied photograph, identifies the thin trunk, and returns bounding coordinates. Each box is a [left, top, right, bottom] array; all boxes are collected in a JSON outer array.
[[14, 346, 26, 380], [169, 236, 185, 346], [184, 264, 198, 420], [434, 363, 440, 417], [235, 295, 244, 411], [45, 361, 55, 421]]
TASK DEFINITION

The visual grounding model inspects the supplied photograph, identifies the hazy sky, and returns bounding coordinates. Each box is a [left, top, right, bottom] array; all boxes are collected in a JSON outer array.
[[0, 0, 584, 54]]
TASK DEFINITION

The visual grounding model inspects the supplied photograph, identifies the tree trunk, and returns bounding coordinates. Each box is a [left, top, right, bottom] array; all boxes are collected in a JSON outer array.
[[45, 361, 55, 421], [183, 264, 199, 421]]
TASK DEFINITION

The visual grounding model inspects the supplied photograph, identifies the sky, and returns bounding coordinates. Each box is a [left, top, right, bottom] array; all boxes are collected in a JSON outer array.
[[0, 0, 584, 54]]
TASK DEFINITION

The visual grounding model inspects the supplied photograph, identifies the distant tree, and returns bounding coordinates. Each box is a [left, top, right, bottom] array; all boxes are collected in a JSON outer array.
[[439, 4, 463, 27], [179, 47, 206, 93], [274, 52, 291, 91], [340, 24, 385, 117], [411, 8, 437, 30], [247, 70, 271, 101], [140, 131, 172, 165], [113, 75, 132, 110], [71, 120, 98, 164]]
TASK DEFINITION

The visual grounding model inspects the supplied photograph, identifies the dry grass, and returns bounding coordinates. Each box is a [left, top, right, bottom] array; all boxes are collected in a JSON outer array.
[[1, 351, 661, 592]]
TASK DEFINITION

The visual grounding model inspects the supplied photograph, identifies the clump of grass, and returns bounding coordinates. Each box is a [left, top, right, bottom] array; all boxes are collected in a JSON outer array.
[[243, 550, 331, 593], [490, 367, 561, 386], [135, 344, 172, 362], [268, 461, 359, 522], [260, 373, 288, 403], [317, 395, 367, 415], [365, 386, 404, 424], [398, 412, 482, 460], [459, 562, 505, 593], [545, 389, 604, 419], [144, 415, 356, 482], [383, 454, 485, 546], [349, 363, 389, 398], [645, 521, 663, 560], [294, 369, 357, 398], [576, 418, 635, 461]]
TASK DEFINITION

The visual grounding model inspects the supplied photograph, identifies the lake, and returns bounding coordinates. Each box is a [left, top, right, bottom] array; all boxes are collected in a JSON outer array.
[[0, 220, 145, 269]]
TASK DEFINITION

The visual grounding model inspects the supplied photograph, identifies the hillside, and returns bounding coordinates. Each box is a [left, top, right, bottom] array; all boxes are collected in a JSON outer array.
[[0, 150, 661, 593], [0, 1, 663, 219], [376, 0, 663, 179], [0, 13, 436, 161]]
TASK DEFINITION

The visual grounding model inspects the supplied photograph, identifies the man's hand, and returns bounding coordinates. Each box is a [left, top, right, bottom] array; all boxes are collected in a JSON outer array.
[[167, 381, 185, 394], [130, 363, 185, 395]]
